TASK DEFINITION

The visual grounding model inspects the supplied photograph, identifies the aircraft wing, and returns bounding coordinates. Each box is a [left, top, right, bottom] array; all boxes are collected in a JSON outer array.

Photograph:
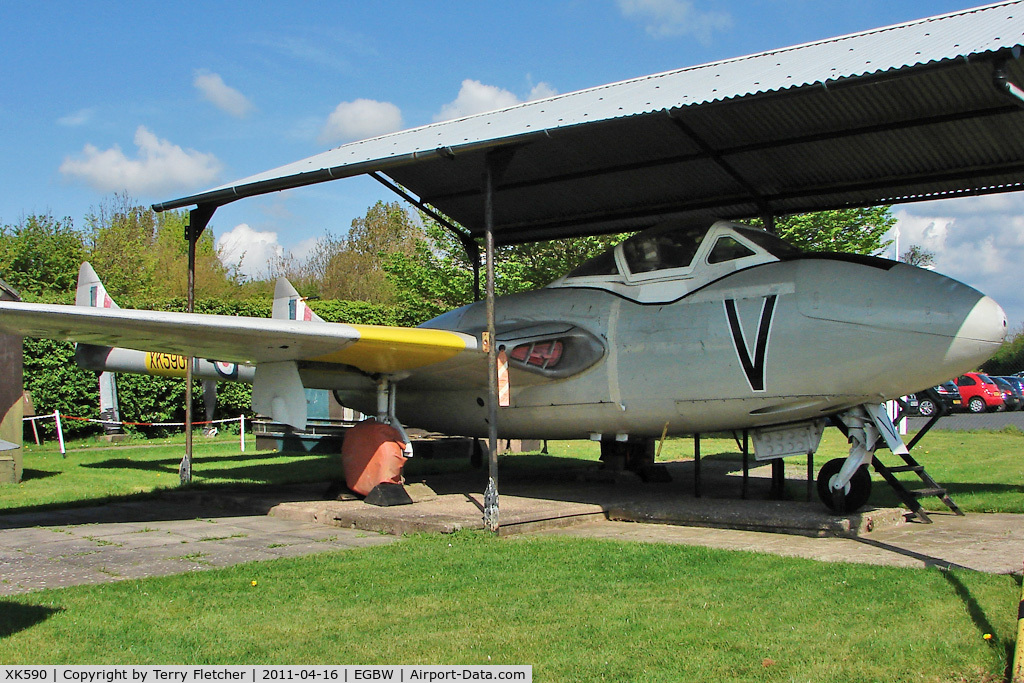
[[0, 301, 479, 375]]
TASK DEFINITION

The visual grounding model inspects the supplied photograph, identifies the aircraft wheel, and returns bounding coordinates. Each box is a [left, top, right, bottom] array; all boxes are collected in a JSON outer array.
[[816, 458, 872, 514]]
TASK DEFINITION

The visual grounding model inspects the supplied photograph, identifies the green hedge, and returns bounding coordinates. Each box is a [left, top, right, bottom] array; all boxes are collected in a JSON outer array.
[[22, 297, 414, 439]]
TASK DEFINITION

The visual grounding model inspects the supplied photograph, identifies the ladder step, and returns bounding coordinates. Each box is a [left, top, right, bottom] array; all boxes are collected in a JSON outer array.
[[910, 487, 947, 498], [886, 465, 925, 474]]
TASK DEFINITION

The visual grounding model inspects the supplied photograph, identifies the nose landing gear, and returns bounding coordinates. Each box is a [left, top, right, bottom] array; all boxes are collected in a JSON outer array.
[[817, 404, 906, 514]]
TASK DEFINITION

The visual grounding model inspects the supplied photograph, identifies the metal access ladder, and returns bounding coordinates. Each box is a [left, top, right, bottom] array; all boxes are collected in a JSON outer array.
[[877, 400, 964, 523]]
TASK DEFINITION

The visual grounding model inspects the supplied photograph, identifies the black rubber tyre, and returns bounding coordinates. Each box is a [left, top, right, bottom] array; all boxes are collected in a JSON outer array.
[[816, 457, 872, 513], [917, 398, 937, 417], [968, 396, 986, 414]]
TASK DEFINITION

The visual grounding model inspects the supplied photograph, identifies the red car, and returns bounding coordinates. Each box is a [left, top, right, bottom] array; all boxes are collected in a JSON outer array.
[[954, 372, 1005, 413]]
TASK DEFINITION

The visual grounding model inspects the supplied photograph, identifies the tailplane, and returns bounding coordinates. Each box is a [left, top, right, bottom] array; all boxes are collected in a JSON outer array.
[[75, 262, 120, 310], [272, 278, 323, 322]]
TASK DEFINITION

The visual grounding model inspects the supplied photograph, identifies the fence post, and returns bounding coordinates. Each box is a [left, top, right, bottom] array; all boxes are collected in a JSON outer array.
[[54, 410, 66, 457], [240, 414, 246, 453]]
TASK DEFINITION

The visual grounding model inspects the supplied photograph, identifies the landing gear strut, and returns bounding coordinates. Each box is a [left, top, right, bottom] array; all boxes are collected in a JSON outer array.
[[375, 377, 413, 457], [817, 403, 907, 514], [599, 439, 671, 482]]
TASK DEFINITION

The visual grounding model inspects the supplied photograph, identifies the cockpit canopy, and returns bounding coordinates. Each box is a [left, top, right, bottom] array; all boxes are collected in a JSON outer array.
[[549, 220, 800, 303]]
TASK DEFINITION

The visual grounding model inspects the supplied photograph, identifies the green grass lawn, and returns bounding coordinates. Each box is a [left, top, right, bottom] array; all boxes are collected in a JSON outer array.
[[5, 426, 1024, 515], [1, 428, 1021, 678], [3, 434, 339, 514], [0, 532, 1018, 681], [543, 428, 1024, 514]]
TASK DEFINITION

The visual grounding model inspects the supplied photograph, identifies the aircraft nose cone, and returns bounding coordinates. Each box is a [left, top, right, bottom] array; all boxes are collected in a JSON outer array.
[[944, 294, 1007, 368], [795, 258, 1006, 391]]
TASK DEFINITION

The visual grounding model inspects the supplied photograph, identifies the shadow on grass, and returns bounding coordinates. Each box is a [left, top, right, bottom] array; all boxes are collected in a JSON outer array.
[[81, 449, 317, 471], [939, 570, 1017, 681], [0, 602, 63, 638], [0, 452, 341, 523], [21, 469, 60, 481], [78, 451, 340, 485]]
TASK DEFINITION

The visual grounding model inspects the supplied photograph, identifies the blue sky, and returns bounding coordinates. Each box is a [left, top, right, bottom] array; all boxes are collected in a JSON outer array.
[[4, 0, 1023, 327]]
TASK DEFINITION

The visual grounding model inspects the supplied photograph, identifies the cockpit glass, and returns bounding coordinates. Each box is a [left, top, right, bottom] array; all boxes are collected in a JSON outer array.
[[565, 248, 619, 278], [622, 225, 706, 274], [708, 236, 756, 264], [734, 227, 802, 259]]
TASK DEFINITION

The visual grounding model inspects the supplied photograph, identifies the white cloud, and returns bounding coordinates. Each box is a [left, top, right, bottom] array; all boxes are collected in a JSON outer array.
[[618, 0, 732, 44], [319, 99, 403, 145], [896, 193, 1024, 329], [193, 71, 254, 118], [57, 108, 95, 127], [59, 126, 222, 195], [290, 235, 323, 262], [434, 79, 560, 122], [528, 82, 558, 101], [216, 223, 285, 279], [435, 80, 520, 122]]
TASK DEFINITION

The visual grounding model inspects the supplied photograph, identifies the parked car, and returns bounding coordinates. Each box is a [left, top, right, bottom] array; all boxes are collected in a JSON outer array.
[[1001, 375, 1024, 394], [954, 372, 1005, 413], [904, 381, 961, 416], [994, 376, 1024, 411], [926, 381, 961, 415]]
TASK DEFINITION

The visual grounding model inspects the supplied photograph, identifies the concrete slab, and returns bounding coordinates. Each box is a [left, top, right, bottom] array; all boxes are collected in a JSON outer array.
[[0, 498, 400, 596], [272, 492, 606, 536], [270, 459, 907, 539]]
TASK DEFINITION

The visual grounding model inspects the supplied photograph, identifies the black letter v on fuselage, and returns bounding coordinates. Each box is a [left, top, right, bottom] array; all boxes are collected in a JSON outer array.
[[724, 295, 777, 392]]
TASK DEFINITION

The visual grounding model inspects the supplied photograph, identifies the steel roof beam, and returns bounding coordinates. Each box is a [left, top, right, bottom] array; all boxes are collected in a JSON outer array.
[[484, 160, 1024, 244], [422, 101, 1020, 210]]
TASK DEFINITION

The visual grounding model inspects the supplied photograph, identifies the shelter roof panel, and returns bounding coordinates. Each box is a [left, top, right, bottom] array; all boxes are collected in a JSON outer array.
[[156, 1, 1024, 244]]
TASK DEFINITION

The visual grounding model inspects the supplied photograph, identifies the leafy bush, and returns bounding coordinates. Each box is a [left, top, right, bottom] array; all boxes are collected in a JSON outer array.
[[21, 296, 405, 438]]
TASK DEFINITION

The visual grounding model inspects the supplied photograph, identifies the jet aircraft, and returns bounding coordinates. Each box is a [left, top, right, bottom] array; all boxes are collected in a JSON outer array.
[[0, 217, 1007, 512]]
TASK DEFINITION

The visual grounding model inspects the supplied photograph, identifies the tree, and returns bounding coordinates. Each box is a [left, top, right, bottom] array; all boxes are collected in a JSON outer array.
[[384, 219, 478, 320], [384, 211, 629, 321], [982, 324, 1024, 376], [86, 194, 160, 298], [499, 233, 626, 292], [900, 244, 936, 268], [86, 194, 240, 300], [755, 207, 896, 255], [0, 213, 85, 298], [321, 201, 424, 303], [150, 209, 241, 300]]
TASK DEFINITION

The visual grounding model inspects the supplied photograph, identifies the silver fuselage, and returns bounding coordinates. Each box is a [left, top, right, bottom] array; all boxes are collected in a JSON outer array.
[[336, 251, 1004, 440]]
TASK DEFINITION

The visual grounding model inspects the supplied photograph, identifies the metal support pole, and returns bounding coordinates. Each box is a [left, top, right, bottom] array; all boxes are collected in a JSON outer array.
[[473, 248, 482, 302], [482, 158, 499, 533], [181, 205, 215, 485], [182, 231, 196, 484], [693, 433, 701, 498], [770, 458, 785, 499], [741, 429, 749, 499], [806, 452, 814, 502]]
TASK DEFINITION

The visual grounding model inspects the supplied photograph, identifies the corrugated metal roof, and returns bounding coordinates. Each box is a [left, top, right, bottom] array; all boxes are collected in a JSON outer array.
[[156, 1, 1024, 243]]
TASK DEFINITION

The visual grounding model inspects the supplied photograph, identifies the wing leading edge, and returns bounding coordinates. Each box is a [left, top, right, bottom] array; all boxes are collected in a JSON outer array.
[[0, 301, 479, 375]]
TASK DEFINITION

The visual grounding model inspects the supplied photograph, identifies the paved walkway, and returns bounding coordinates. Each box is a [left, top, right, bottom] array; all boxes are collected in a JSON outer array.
[[2, 479, 1021, 596], [0, 498, 396, 596]]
